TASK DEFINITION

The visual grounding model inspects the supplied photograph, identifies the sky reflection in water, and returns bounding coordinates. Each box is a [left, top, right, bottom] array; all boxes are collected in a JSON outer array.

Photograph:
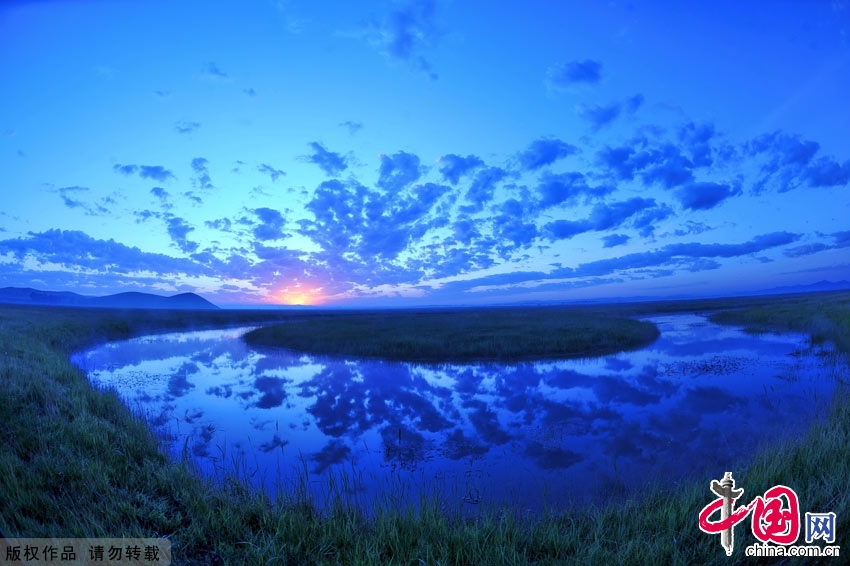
[[71, 314, 841, 515]]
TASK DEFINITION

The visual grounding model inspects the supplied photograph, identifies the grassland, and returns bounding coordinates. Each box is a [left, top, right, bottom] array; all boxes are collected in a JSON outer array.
[[243, 307, 660, 363], [1, 291, 848, 564]]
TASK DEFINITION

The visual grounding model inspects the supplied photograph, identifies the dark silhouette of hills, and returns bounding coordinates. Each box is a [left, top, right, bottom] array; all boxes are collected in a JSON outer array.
[[0, 287, 219, 310]]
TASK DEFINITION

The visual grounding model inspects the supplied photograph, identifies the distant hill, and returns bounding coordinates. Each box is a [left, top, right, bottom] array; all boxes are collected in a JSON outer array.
[[758, 280, 850, 295], [0, 287, 219, 310]]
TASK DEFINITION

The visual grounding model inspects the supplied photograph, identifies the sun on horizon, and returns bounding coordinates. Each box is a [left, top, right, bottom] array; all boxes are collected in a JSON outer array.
[[273, 286, 324, 306]]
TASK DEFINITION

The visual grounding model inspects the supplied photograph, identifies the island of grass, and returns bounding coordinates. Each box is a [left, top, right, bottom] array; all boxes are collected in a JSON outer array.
[[242, 306, 661, 363]]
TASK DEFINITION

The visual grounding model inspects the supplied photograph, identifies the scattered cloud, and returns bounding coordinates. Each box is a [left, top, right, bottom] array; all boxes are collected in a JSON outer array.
[[518, 139, 578, 171], [205, 217, 233, 232], [51, 186, 110, 216], [257, 163, 286, 182], [378, 151, 422, 193], [203, 62, 228, 79], [175, 120, 200, 134], [674, 181, 742, 210], [367, 0, 439, 79], [191, 157, 213, 190], [832, 230, 850, 248], [306, 142, 347, 176], [805, 157, 850, 188], [602, 234, 630, 248], [579, 102, 621, 130], [165, 216, 198, 253], [113, 163, 176, 182], [543, 198, 658, 241], [535, 171, 614, 209], [438, 154, 484, 185], [461, 167, 507, 213], [339, 120, 363, 135], [546, 59, 602, 91], [784, 242, 831, 257], [253, 208, 287, 241]]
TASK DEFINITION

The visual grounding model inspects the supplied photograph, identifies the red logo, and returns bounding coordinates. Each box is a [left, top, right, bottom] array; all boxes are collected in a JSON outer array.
[[698, 472, 800, 555]]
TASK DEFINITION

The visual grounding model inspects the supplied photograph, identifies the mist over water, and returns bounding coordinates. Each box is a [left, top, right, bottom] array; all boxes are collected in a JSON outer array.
[[71, 314, 842, 517]]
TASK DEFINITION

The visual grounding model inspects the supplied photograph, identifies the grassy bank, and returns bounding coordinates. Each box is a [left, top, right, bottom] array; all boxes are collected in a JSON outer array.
[[243, 307, 661, 363], [1, 292, 848, 564]]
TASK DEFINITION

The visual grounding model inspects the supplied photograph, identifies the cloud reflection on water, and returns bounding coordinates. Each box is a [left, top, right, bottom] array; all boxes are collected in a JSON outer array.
[[71, 315, 841, 512]]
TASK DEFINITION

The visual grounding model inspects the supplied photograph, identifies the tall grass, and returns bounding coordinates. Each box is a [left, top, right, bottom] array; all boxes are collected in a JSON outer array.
[[1, 292, 848, 564], [243, 307, 660, 363]]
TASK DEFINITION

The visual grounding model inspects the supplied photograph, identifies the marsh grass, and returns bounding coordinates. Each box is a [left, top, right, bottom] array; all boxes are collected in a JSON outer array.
[[1, 293, 848, 564], [243, 307, 661, 363]]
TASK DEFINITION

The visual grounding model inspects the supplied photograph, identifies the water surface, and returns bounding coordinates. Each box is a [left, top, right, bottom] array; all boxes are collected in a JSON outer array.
[[71, 314, 842, 516]]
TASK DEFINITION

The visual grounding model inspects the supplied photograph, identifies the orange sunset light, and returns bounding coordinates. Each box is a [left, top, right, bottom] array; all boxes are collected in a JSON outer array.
[[273, 286, 324, 306]]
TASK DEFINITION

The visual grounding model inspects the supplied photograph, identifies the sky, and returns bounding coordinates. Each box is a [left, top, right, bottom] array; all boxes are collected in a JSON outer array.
[[1, 0, 849, 307]]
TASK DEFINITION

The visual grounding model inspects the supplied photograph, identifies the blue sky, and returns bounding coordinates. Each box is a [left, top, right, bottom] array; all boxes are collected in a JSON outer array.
[[1, 0, 848, 307]]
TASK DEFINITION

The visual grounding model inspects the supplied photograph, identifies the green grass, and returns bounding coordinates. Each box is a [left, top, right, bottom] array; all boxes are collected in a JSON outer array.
[[1, 292, 848, 564], [243, 307, 661, 363]]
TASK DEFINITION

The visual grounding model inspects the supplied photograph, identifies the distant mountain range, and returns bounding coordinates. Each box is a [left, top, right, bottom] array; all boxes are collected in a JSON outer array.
[[0, 287, 219, 310], [758, 279, 850, 295]]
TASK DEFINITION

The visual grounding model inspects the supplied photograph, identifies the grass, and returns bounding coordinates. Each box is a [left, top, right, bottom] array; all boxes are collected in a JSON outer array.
[[0, 291, 848, 564], [242, 307, 661, 363]]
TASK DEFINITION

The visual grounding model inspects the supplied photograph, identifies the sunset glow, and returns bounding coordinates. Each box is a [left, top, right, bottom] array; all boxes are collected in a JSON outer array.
[[273, 287, 324, 306]]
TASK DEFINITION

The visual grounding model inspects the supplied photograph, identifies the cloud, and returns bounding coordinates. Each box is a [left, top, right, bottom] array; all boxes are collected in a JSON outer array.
[[257, 163, 286, 182], [462, 167, 507, 213], [517, 139, 577, 171], [203, 62, 227, 79], [205, 217, 232, 232], [674, 181, 741, 210], [492, 199, 538, 248], [191, 157, 213, 190], [679, 121, 715, 167], [339, 120, 363, 135], [544, 198, 657, 241], [784, 242, 831, 257], [543, 219, 592, 240], [175, 120, 200, 134], [166, 216, 198, 253], [602, 234, 630, 248], [579, 102, 621, 130], [306, 142, 347, 176], [745, 132, 837, 193], [579, 94, 643, 130], [183, 191, 203, 205], [369, 0, 439, 79], [832, 230, 850, 248], [640, 145, 694, 188], [55, 185, 88, 208], [0, 229, 206, 276], [805, 157, 850, 187], [253, 208, 287, 241], [748, 131, 820, 167], [624, 94, 644, 113], [595, 145, 653, 181], [113, 163, 176, 182], [300, 177, 448, 268], [561, 232, 801, 279], [438, 154, 484, 184], [671, 220, 712, 237], [546, 59, 602, 90], [377, 151, 422, 193], [51, 186, 109, 216], [150, 187, 170, 206], [535, 171, 614, 209]]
